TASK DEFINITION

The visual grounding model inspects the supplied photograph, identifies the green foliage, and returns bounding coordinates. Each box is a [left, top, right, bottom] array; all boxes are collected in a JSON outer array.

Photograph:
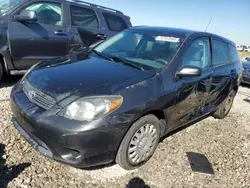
[[239, 51, 250, 60]]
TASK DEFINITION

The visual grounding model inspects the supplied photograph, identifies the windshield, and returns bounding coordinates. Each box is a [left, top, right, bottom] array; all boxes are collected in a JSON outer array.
[[0, 0, 23, 14], [94, 30, 184, 70]]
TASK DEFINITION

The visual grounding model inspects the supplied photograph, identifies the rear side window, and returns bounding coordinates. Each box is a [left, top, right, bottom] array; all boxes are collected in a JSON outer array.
[[212, 40, 229, 66], [229, 45, 240, 62], [70, 5, 99, 29], [103, 12, 128, 31]]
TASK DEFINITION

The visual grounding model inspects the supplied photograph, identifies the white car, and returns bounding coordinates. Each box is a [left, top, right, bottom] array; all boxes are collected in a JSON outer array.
[[237, 45, 248, 51]]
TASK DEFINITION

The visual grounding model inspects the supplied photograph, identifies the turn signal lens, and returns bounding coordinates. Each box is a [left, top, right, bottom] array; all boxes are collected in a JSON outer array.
[[110, 98, 122, 112]]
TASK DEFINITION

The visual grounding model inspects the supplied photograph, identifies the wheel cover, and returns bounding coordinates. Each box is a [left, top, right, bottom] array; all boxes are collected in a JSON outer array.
[[128, 124, 158, 165]]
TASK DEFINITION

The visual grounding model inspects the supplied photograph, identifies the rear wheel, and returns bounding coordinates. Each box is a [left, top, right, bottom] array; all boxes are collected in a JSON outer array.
[[212, 90, 236, 119], [0, 62, 3, 82], [116, 115, 160, 170]]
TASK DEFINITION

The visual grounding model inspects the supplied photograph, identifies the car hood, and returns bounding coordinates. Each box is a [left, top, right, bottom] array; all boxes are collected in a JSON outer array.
[[243, 61, 250, 69], [26, 55, 155, 102]]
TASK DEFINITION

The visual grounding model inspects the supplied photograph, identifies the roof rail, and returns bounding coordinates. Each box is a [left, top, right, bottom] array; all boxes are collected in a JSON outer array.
[[67, 0, 123, 14]]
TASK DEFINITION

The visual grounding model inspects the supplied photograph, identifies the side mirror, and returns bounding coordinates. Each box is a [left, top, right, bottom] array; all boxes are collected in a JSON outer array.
[[77, 27, 107, 48], [15, 10, 37, 22], [176, 66, 201, 78]]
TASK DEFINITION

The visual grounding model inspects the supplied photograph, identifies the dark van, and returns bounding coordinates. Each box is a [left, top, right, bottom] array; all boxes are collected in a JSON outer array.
[[0, 0, 132, 81], [11, 26, 242, 170]]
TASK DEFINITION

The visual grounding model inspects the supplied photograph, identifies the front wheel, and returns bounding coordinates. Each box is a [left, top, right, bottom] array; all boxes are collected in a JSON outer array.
[[212, 90, 236, 119], [116, 115, 161, 170]]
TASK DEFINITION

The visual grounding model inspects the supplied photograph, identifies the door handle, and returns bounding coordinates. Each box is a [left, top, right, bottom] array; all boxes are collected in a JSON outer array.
[[96, 33, 107, 40], [54, 30, 67, 36]]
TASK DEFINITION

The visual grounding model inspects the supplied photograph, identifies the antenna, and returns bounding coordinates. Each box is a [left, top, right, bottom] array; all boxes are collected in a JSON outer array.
[[205, 17, 212, 32]]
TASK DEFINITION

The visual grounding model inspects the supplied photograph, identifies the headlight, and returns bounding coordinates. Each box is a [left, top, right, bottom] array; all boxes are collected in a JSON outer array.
[[58, 95, 123, 121]]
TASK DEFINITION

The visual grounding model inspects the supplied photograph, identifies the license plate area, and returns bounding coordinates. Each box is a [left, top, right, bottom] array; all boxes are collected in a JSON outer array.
[[13, 119, 53, 158]]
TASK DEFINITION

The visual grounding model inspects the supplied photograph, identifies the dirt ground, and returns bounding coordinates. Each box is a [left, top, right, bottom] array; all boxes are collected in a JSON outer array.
[[0, 76, 250, 188]]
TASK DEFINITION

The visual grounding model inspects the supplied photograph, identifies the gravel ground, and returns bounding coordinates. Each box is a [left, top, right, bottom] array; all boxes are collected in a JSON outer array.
[[0, 77, 250, 188]]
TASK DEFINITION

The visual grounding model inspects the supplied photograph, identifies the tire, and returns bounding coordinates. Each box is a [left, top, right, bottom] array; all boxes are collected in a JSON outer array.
[[0, 62, 3, 82], [212, 90, 236, 119], [116, 114, 161, 170]]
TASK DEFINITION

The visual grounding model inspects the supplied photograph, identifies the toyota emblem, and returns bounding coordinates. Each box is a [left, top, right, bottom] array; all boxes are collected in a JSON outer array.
[[28, 90, 36, 99]]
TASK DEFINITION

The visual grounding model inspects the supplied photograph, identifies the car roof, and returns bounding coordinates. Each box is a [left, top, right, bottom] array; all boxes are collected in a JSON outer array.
[[130, 26, 196, 36], [129, 26, 235, 46], [203, 32, 235, 46]]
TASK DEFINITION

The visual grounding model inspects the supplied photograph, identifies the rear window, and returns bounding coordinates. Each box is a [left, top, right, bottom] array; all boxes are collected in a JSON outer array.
[[229, 45, 240, 62], [103, 12, 128, 32], [212, 40, 229, 66], [70, 5, 99, 29]]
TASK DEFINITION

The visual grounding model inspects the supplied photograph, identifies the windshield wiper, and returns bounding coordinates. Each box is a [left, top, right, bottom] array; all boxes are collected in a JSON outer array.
[[92, 50, 144, 71], [91, 50, 114, 62], [109, 56, 145, 71]]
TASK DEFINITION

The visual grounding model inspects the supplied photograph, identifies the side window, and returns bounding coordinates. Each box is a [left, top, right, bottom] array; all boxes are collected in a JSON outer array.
[[182, 38, 210, 69], [212, 40, 229, 66], [229, 45, 240, 62], [103, 12, 128, 32], [70, 5, 99, 29], [25, 2, 62, 25]]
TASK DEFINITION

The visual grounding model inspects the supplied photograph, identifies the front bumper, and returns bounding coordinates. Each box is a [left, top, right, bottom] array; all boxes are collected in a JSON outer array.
[[10, 84, 131, 168], [241, 71, 250, 85], [12, 119, 53, 159]]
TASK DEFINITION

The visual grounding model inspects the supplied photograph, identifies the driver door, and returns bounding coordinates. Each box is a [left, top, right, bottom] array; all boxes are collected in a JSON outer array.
[[8, 1, 70, 70], [169, 37, 213, 128]]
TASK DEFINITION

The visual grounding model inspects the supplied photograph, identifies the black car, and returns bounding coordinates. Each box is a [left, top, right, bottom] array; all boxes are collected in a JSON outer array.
[[0, 0, 132, 81], [241, 61, 250, 84], [11, 26, 242, 170]]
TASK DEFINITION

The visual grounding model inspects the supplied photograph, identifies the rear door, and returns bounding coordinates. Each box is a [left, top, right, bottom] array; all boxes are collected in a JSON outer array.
[[169, 37, 213, 127], [205, 39, 232, 107], [8, 1, 70, 70]]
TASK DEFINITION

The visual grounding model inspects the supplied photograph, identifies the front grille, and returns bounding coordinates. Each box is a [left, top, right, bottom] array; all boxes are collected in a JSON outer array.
[[22, 79, 56, 110]]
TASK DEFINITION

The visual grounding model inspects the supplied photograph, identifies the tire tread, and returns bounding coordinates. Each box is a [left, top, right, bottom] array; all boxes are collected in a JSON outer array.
[[212, 90, 236, 119], [0, 62, 3, 81]]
